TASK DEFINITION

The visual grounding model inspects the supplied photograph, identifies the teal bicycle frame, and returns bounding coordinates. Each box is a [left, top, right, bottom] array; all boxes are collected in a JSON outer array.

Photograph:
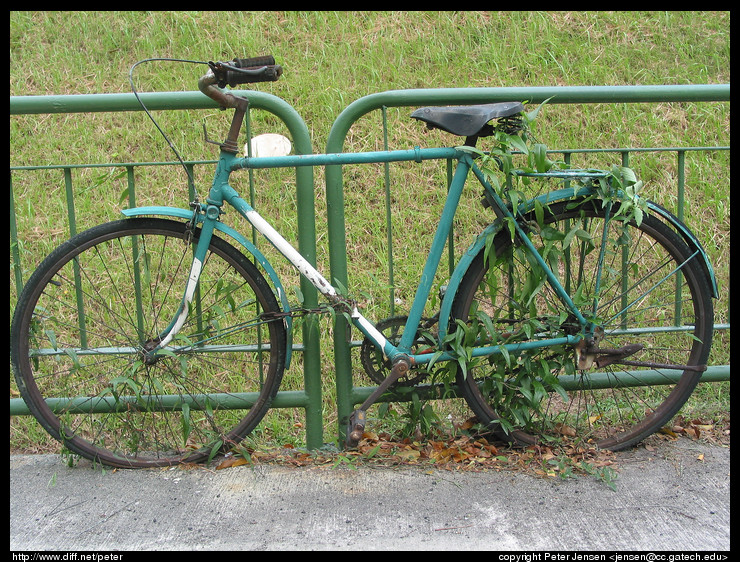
[[127, 146, 599, 368], [121, 100, 719, 444], [123, 61, 718, 379], [124, 137, 718, 376]]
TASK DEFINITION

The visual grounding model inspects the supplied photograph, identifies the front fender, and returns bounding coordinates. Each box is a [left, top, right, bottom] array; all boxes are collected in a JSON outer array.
[[121, 206, 293, 368], [437, 188, 718, 342]]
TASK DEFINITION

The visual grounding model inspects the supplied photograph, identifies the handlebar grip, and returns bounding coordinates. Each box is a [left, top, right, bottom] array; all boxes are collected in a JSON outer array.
[[224, 66, 282, 86], [221, 56, 282, 86], [233, 55, 276, 68]]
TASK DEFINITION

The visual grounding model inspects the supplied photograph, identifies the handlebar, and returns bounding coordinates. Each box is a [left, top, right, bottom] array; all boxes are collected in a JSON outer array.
[[213, 56, 283, 87], [196, 55, 283, 152], [198, 56, 282, 109]]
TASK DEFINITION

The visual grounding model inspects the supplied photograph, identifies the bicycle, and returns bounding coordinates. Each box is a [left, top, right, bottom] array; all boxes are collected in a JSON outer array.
[[11, 56, 717, 468]]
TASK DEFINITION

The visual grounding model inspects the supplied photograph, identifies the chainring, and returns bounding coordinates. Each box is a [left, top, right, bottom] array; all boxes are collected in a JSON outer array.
[[359, 315, 440, 387]]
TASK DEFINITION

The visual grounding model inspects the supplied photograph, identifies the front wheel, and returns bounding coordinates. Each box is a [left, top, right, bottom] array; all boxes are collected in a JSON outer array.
[[451, 199, 714, 451], [11, 218, 287, 468]]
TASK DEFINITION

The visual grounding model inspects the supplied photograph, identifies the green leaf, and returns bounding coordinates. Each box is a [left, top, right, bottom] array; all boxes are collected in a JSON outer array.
[[562, 226, 590, 249], [499, 345, 511, 368], [618, 166, 638, 185], [534, 198, 545, 228], [44, 329, 58, 351], [181, 402, 191, 445], [456, 145, 486, 157], [525, 96, 554, 123], [508, 190, 520, 214], [63, 348, 83, 371], [208, 440, 223, 463], [505, 134, 529, 155], [634, 205, 644, 227], [334, 278, 349, 296], [533, 143, 550, 173]]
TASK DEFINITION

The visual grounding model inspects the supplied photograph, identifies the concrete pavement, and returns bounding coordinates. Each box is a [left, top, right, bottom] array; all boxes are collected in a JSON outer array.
[[10, 437, 730, 551]]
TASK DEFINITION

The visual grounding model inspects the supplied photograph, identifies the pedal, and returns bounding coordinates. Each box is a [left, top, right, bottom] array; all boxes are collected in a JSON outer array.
[[346, 409, 366, 447]]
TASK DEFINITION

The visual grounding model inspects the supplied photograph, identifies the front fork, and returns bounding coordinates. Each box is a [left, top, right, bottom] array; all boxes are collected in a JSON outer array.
[[145, 87, 248, 358], [141, 204, 220, 362]]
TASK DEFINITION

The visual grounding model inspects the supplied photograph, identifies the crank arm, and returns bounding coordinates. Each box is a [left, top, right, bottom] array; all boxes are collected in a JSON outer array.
[[346, 358, 410, 447]]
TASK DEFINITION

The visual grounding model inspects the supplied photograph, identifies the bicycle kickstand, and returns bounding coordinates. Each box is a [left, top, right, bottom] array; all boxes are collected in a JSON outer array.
[[346, 357, 410, 448]]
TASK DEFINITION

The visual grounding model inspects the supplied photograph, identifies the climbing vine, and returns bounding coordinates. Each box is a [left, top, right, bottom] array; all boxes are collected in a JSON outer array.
[[442, 100, 649, 439]]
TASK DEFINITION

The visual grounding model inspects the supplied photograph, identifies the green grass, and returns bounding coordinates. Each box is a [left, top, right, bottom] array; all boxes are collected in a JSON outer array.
[[10, 11, 730, 453]]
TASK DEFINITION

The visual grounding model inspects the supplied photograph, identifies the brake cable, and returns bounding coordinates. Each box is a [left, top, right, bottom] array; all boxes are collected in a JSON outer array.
[[128, 58, 209, 205]]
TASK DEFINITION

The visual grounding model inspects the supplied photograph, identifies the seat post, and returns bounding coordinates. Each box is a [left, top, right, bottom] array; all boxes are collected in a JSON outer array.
[[464, 134, 480, 148]]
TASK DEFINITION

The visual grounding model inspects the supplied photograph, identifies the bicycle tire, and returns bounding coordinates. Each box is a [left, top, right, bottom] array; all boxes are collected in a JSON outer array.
[[11, 218, 287, 468], [451, 198, 714, 451]]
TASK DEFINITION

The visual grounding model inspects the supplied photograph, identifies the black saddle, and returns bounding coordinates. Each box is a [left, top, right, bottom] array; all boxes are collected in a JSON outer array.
[[411, 102, 524, 137]]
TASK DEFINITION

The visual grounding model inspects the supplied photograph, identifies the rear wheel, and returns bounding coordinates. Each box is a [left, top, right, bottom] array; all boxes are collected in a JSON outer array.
[[451, 199, 714, 450], [11, 218, 287, 467]]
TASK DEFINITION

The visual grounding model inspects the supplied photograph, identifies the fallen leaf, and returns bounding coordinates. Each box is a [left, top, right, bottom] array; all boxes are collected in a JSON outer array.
[[554, 423, 577, 437], [396, 449, 420, 461], [216, 456, 251, 470], [659, 426, 678, 438]]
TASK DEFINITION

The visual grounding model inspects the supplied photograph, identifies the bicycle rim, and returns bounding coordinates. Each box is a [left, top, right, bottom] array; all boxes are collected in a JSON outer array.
[[452, 199, 713, 451], [11, 218, 286, 468]]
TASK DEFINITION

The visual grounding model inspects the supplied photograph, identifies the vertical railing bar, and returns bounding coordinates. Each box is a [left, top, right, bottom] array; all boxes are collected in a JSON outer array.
[[243, 107, 267, 383], [562, 152, 573, 295], [620, 151, 631, 330], [181, 161, 206, 338], [62, 167, 88, 348], [63, 167, 78, 238], [10, 171, 24, 296], [381, 106, 396, 316], [125, 165, 146, 341], [675, 150, 686, 325]]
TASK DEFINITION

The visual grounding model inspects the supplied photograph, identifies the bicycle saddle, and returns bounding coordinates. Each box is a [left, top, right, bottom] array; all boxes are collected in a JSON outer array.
[[411, 102, 524, 137]]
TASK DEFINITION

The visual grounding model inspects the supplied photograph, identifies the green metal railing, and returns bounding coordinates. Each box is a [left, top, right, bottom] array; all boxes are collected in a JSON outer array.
[[10, 84, 730, 449], [9, 90, 327, 446], [323, 85, 730, 442]]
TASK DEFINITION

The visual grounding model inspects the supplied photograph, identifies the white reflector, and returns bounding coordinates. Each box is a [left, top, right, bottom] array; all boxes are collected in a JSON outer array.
[[247, 133, 292, 157]]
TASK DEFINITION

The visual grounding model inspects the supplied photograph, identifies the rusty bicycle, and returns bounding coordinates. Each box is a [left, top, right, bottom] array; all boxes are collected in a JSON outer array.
[[11, 56, 716, 467]]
